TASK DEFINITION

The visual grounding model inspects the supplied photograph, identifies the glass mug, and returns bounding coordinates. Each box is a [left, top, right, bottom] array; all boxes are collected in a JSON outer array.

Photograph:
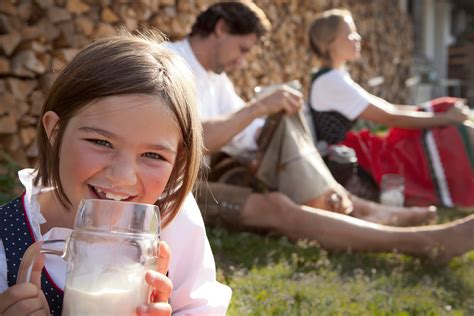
[[379, 174, 405, 207], [17, 199, 160, 315]]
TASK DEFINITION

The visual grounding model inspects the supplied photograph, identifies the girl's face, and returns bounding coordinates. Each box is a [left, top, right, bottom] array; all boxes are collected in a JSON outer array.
[[43, 94, 181, 212], [328, 17, 361, 66]]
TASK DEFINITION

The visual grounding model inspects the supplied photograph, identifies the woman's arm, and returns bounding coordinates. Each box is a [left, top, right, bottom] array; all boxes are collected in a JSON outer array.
[[369, 95, 420, 111], [360, 94, 469, 129], [392, 104, 420, 111]]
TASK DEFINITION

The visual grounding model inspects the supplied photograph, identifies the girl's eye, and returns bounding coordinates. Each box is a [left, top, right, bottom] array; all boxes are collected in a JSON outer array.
[[142, 152, 163, 160], [87, 139, 112, 148]]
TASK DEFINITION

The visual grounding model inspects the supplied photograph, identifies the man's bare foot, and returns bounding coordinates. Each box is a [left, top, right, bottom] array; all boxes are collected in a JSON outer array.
[[417, 214, 474, 263], [351, 195, 437, 226]]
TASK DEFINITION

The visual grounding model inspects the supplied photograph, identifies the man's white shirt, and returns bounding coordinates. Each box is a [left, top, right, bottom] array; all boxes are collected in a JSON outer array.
[[166, 39, 264, 159]]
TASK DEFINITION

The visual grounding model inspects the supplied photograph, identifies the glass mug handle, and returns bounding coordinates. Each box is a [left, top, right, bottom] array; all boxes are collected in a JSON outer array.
[[16, 239, 66, 284]]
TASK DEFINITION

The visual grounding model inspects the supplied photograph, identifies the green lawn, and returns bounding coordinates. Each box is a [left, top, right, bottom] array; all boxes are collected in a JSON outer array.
[[208, 221, 474, 315]]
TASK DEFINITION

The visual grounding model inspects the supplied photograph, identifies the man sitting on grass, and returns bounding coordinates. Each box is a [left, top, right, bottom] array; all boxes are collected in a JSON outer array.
[[167, 0, 474, 262]]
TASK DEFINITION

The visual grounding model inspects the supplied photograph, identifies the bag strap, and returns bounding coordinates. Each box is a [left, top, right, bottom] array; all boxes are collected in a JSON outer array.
[[308, 67, 332, 137]]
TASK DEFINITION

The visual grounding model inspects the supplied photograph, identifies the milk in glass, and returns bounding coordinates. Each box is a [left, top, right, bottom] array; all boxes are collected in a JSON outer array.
[[62, 266, 148, 316], [380, 174, 405, 207], [61, 230, 154, 316]]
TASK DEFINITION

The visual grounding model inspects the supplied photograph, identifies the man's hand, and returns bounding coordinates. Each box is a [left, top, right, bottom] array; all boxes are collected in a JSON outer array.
[[137, 241, 173, 316], [252, 86, 303, 117], [331, 185, 354, 215]]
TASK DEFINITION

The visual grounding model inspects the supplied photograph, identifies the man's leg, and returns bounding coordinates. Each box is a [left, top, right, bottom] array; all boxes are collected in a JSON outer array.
[[257, 113, 437, 226], [348, 195, 437, 226], [197, 182, 474, 263]]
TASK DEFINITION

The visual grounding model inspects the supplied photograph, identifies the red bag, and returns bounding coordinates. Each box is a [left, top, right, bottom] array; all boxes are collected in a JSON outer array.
[[342, 97, 474, 207]]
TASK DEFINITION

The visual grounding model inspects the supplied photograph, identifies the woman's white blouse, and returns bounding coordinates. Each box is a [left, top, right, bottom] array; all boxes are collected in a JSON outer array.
[[0, 169, 231, 315], [310, 68, 373, 120]]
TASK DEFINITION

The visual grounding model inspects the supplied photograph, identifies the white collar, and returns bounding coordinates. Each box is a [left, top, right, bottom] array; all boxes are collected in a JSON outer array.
[[180, 38, 210, 80], [18, 168, 71, 241]]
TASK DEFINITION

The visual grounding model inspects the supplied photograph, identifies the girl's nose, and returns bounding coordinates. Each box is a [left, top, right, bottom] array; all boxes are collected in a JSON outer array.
[[106, 155, 138, 186]]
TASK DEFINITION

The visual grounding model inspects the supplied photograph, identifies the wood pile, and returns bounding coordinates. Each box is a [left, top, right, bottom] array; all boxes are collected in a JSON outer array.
[[448, 43, 474, 105], [0, 0, 413, 167]]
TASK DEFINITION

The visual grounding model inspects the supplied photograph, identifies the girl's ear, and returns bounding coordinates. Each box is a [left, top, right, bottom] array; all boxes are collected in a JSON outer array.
[[42, 111, 60, 145]]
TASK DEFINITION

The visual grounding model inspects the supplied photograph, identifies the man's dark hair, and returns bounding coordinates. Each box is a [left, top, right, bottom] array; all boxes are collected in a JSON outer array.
[[190, 1, 271, 38]]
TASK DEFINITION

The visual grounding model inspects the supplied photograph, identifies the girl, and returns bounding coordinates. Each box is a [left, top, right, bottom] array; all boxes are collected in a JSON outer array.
[[307, 9, 474, 207], [0, 33, 231, 315]]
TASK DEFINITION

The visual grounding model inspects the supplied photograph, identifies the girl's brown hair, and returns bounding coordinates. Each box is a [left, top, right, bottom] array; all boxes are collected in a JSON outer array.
[[34, 32, 203, 227], [308, 8, 353, 66]]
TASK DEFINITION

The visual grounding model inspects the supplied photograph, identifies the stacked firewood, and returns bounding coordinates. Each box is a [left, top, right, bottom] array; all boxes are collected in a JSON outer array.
[[0, 0, 413, 167]]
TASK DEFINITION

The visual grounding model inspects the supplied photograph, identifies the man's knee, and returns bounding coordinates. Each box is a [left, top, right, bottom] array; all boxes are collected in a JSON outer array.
[[194, 181, 252, 229]]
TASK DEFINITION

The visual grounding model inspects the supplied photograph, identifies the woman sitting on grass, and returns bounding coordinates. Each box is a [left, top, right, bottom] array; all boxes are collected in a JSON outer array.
[[307, 8, 474, 208]]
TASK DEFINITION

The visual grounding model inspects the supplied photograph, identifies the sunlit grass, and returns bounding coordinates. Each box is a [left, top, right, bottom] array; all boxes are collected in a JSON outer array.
[[208, 222, 474, 315]]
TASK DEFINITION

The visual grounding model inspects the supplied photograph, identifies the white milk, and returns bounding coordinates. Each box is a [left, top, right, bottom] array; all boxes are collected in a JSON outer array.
[[62, 267, 148, 316], [62, 287, 144, 316], [380, 189, 404, 206]]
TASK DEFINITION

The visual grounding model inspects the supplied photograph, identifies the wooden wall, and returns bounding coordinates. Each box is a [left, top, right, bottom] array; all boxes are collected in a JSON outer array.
[[0, 0, 413, 167]]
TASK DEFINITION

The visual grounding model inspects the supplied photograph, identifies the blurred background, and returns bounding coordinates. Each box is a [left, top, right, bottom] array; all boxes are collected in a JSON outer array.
[[1, 2, 473, 314], [1, 0, 473, 169]]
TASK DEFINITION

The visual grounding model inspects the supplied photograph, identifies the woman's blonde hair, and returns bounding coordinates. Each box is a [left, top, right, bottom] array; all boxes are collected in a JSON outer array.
[[34, 31, 203, 227], [308, 8, 353, 65]]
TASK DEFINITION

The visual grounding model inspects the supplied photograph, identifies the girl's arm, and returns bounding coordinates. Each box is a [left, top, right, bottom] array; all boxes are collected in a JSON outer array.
[[360, 94, 469, 129]]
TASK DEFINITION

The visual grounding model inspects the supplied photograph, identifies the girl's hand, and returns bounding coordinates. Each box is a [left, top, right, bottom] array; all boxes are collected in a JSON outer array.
[[137, 241, 173, 316], [0, 255, 49, 315], [0, 283, 49, 316]]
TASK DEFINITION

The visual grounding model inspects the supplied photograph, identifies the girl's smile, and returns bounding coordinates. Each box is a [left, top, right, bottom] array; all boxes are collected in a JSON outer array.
[[42, 94, 181, 214]]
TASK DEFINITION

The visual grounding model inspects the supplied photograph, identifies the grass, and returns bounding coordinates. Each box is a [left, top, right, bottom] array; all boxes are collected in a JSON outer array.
[[0, 150, 21, 203], [208, 222, 474, 315], [1, 154, 472, 314]]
